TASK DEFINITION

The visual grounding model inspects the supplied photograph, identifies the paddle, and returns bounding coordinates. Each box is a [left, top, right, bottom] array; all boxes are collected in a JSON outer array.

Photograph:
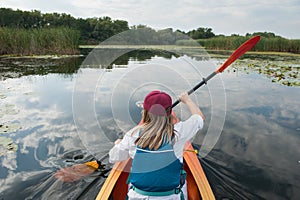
[[54, 36, 261, 182], [171, 35, 261, 108], [54, 155, 107, 182]]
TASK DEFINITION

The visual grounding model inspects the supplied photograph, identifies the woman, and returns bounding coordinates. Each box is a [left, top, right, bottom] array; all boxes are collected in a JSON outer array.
[[109, 90, 205, 200]]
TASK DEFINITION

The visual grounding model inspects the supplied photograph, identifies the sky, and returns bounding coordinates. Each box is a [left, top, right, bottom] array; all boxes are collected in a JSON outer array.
[[1, 0, 299, 39]]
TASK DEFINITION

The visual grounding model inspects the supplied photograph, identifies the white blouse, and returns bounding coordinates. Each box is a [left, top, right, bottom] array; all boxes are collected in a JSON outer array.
[[109, 114, 203, 163]]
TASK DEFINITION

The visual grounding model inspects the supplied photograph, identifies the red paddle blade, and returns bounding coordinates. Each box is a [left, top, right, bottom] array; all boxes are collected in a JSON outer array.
[[216, 36, 261, 73]]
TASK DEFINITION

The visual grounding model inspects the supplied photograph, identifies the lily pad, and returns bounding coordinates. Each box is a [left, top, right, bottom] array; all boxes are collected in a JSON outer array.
[[243, 60, 300, 87], [0, 136, 18, 155], [0, 123, 21, 134], [0, 104, 19, 116], [0, 93, 6, 99], [23, 92, 35, 96]]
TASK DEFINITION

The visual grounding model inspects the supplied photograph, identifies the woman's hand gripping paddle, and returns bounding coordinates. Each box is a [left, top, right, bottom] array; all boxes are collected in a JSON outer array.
[[54, 36, 260, 182]]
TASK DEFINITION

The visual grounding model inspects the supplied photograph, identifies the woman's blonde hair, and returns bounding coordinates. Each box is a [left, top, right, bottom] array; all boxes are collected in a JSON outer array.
[[134, 110, 176, 150]]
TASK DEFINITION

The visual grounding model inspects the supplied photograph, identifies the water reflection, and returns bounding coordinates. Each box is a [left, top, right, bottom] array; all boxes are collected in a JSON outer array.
[[194, 72, 300, 199], [0, 50, 299, 200], [0, 56, 83, 80]]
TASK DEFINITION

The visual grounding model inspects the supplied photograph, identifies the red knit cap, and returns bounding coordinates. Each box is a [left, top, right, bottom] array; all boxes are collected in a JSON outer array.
[[143, 91, 172, 116]]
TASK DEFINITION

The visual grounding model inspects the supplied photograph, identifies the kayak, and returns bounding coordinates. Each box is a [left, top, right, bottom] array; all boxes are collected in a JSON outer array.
[[96, 141, 215, 200]]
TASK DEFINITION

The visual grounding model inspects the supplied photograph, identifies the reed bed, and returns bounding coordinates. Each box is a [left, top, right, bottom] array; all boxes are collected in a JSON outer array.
[[197, 36, 300, 53], [0, 27, 80, 55]]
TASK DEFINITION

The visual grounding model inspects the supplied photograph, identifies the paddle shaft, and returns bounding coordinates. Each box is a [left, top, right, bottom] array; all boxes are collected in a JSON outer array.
[[171, 71, 216, 108]]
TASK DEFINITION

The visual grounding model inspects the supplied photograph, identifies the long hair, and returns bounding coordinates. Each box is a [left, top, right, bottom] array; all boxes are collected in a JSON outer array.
[[134, 110, 175, 150]]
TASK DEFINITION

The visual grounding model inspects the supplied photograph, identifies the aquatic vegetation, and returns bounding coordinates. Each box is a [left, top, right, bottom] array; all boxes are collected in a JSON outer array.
[[0, 56, 82, 80], [248, 62, 299, 86], [0, 103, 21, 134], [0, 104, 19, 116], [0, 136, 18, 155], [0, 93, 6, 99], [0, 27, 80, 56], [225, 53, 300, 87], [0, 123, 21, 134], [198, 36, 300, 54]]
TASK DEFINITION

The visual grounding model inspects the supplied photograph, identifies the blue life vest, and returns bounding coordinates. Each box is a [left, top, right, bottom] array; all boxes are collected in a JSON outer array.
[[129, 142, 182, 192]]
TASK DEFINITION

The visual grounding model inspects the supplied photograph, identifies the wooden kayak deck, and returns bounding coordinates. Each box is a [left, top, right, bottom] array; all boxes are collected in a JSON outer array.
[[96, 141, 214, 200]]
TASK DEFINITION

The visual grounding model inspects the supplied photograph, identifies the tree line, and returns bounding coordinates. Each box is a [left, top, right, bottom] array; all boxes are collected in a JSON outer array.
[[0, 7, 299, 54], [0, 8, 129, 44]]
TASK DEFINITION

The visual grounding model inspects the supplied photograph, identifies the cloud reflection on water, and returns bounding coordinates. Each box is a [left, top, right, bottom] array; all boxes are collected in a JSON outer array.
[[194, 69, 300, 199]]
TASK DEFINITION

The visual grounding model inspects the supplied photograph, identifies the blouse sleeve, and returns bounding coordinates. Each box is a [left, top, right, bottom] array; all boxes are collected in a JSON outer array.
[[173, 114, 204, 159], [108, 128, 138, 163]]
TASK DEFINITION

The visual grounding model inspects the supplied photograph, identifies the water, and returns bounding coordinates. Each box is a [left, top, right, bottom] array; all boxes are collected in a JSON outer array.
[[0, 50, 299, 200]]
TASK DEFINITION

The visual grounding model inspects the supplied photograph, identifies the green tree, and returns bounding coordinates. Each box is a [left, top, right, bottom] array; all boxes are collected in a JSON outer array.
[[246, 32, 277, 38], [188, 27, 215, 39]]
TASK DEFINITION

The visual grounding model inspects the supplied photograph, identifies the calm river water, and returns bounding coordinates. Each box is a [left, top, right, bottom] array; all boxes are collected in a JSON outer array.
[[0, 49, 299, 200]]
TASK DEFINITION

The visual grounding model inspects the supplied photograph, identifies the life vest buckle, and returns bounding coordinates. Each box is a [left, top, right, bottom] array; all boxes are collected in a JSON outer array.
[[174, 187, 181, 194]]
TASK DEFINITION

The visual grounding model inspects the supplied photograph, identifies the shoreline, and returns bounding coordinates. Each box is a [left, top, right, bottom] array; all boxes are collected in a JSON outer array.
[[0, 54, 84, 59], [79, 45, 300, 56], [0, 45, 299, 59]]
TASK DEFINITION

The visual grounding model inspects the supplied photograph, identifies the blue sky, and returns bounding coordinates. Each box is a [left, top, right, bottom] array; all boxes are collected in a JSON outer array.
[[1, 0, 299, 39]]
